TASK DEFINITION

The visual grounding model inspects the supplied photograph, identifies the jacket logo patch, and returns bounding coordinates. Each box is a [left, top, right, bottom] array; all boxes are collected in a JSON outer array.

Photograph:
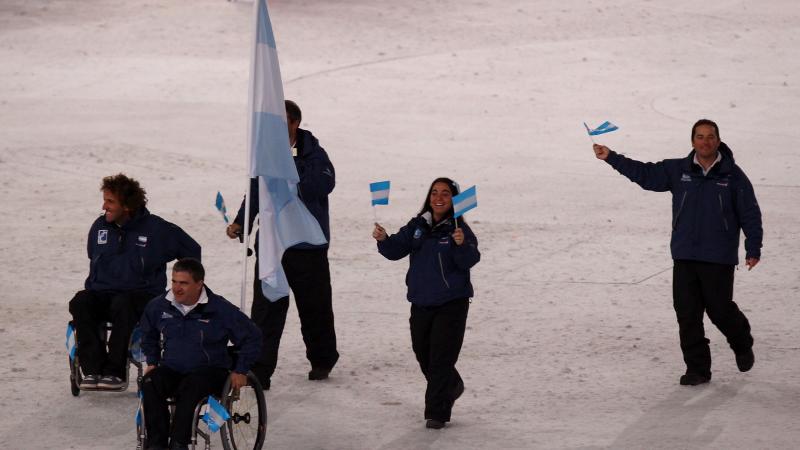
[[198, 319, 210, 323], [161, 312, 173, 319], [681, 174, 692, 182], [97, 229, 108, 245], [439, 237, 450, 245], [717, 181, 729, 187], [413, 228, 423, 239], [137, 235, 148, 247]]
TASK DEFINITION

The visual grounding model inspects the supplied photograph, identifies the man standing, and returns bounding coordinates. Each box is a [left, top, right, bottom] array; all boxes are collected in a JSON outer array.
[[226, 100, 339, 389], [593, 119, 762, 386], [68, 174, 201, 390], [139, 258, 261, 450]]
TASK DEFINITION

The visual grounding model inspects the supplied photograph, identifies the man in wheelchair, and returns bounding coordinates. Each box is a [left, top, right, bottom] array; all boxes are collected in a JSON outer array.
[[69, 174, 201, 390], [139, 258, 262, 450]]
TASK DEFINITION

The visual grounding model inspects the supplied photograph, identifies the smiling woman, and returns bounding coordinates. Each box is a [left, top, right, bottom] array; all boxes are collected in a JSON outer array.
[[372, 177, 481, 430]]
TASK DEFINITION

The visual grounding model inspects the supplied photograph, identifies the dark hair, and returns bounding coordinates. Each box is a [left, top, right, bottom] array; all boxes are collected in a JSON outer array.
[[418, 177, 463, 223], [691, 119, 720, 140], [101, 173, 147, 212], [173, 258, 205, 282], [285, 99, 302, 124]]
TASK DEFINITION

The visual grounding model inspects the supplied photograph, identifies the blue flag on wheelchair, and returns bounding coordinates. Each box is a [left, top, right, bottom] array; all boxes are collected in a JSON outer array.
[[453, 185, 478, 219], [129, 326, 146, 364], [370, 180, 390, 206], [66, 323, 76, 361], [203, 396, 231, 433]]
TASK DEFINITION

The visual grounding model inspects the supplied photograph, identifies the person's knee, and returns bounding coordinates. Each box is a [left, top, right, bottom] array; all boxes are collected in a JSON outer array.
[[68, 290, 95, 315]]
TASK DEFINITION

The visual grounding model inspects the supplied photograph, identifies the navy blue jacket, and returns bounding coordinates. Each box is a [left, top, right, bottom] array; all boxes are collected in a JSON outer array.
[[85, 208, 201, 296], [235, 128, 335, 250], [606, 142, 762, 265], [378, 213, 480, 306], [139, 286, 262, 375]]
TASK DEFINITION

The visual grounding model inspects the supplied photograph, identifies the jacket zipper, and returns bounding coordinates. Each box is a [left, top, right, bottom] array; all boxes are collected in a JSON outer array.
[[438, 254, 450, 288], [673, 191, 687, 230], [200, 329, 211, 364], [718, 194, 729, 231]]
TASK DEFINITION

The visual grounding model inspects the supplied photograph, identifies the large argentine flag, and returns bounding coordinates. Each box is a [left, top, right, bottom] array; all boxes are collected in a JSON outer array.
[[248, 0, 327, 301]]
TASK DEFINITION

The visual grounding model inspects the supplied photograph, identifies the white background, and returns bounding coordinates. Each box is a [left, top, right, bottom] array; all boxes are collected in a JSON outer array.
[[1, 0, 799, 448]]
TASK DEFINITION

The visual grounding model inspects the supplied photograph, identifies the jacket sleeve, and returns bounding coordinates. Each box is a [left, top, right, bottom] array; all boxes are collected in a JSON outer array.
[[233, 178, 259, 233], [297, 142, 335, 200], [735, 169, 763, 260], [377, 221, 414, 260], [606, 151, 672, 192], [167, 223, 201, 262], [139, 303, 161, 366], [453, 222, 480, 270], [227, 308, 263, 374]]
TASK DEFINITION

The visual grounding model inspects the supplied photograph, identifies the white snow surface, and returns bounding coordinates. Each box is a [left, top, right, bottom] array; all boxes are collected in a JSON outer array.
[[1, 0, 799, 448]]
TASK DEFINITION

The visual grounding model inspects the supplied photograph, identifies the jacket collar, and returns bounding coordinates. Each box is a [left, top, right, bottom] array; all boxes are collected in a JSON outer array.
[[681, 142, 735, 176]]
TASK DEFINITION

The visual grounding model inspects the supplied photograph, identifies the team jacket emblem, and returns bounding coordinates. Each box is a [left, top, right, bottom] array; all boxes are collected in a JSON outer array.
[[137, 235, 148, 247], [97, 229, 108, 245]]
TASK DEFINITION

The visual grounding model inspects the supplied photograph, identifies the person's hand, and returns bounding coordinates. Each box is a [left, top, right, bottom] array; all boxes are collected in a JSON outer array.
[[593, 144, 610, 160], [226, 223, 242, 239], [452, 228, 464, 245], [144, 364, 156, 376], [372, 223, 387, 241], [745, 257, 760, 270], [230, 372, 248, 390]]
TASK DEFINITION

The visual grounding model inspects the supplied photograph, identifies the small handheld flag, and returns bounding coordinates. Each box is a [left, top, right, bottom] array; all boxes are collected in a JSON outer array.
[[215, 192, 230, 224], [370, 181, 390, 206], [129, 326, 146, 364], [584, 121, 618, 136], [453, 185, 477, 219], [202, 396, 231, 433], [66, 323, 76, 361]]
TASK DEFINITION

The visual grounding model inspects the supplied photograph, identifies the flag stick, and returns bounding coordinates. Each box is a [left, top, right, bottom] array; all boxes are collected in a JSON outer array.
[[240, 179, 253, 311], [583, 122, 597, 144], [372, 205, 378, 223]]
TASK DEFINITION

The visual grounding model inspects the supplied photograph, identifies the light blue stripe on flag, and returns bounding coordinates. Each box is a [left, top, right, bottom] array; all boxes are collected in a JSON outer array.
[[585, 121, 619, 136], [215, 192, 229, 224], [370, 180, 390, 206], [66, 323, 76, 361], [453, 185, 477, 218], [202, 396, 231, 433], [248, 0, 327, 301]]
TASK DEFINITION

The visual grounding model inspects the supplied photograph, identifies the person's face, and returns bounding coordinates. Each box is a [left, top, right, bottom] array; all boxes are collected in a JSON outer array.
[[171, 270, 204, 306], [102, 190, 131, 225], [429, 182, 453, 220], [287, 116, 300, 141], [692, 124, 720, 160]]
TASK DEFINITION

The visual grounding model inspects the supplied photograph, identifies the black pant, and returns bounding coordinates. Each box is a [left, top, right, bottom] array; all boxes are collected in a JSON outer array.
[[142, 366, 229, 448], [249, 248, 339, 384], [673, 260, 753, 379], [410, 297, 469, 422], [68, 289, 154, 378]]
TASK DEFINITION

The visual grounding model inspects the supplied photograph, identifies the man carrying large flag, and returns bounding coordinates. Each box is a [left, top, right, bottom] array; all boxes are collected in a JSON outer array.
[[225, 0, 338, 392]]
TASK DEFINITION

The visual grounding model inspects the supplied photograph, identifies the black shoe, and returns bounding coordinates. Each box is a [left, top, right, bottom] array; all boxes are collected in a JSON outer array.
[[261, 378, 271, 390], [426, 419, 445, 429], [735, 349, 755, 372], [679, 373, 710, 386], [97, 375, 125, 390], [308, 367, 331, 381]]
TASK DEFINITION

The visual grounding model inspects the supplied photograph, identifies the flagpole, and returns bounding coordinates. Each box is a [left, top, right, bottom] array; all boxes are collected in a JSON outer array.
[[583, 122, 597, 144], [240, 180, 252, 312]]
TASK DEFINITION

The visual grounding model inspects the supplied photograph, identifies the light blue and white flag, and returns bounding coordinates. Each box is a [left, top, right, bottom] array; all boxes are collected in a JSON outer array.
[[370, 181, 390, 206], [66, 323, 76, 361], [584, 121, 619, 136], [453, 185, 478, 219], [129, 326, 146, 364], [202, 396, 231, 433], [248, 0, 327, 301], [215, 191, 230, 224], [135, 390, 143, 427]]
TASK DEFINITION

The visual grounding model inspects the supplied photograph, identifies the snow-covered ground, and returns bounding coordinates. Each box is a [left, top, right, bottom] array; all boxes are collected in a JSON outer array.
[[1, 0, 799, 448]]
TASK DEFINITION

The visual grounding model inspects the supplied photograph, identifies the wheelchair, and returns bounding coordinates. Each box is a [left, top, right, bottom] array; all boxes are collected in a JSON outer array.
[[66, 321, 144, 396], [135, 370, 267, 450]]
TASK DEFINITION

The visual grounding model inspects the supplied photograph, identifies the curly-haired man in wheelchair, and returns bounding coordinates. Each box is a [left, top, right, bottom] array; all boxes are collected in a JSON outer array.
[[139, 258, 262, 450]]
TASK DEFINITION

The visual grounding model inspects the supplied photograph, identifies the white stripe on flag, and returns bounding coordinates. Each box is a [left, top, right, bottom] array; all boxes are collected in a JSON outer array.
[[452, 185, 478, 218]]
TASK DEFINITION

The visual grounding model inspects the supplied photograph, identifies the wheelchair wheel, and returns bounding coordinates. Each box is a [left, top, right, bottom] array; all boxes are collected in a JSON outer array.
[[69, 356, 80, 397], [220, 372, 267, 450]]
